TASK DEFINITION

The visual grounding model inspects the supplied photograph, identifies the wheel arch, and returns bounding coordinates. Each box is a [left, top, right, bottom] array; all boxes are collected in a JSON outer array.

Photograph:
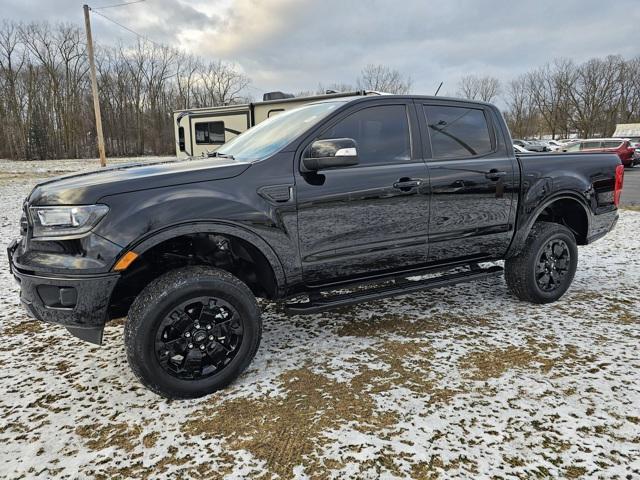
[[507, 191, 591, 257], [129, 222, 284, 273], [108, 222, 287, 317]]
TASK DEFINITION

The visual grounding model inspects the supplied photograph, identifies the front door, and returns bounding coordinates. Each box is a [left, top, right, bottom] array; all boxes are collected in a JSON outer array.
[[295, 101, 431, 285], [418, 101, 518, 262]]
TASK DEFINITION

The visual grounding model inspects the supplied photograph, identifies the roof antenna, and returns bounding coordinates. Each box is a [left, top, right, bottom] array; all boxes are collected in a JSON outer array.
[[434, 81, 443, 96]]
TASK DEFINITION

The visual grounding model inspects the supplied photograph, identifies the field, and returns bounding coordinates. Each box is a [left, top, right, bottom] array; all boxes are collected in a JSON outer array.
[[0, 159, 639, 479]]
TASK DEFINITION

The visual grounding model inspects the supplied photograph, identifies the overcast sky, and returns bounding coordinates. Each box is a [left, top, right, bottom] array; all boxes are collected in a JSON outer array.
[[2, 0, 639, 99]]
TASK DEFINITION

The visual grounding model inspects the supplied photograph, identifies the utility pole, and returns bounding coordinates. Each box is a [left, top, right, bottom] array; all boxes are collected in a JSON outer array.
[[83, 4, 107, 167]]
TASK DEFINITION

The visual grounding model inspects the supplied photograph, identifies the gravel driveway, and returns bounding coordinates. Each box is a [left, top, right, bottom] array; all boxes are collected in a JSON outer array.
[[0, 159, 638, 479]]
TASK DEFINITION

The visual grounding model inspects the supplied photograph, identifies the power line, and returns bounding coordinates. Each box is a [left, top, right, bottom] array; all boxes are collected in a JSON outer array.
[[88, 3, 258, 96], [92, 0, 146, 10], [90, 7, 164, 48]]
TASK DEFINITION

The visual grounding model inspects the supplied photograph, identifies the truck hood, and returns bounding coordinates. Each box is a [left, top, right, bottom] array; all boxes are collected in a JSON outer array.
[[28, 157, 250, 205]]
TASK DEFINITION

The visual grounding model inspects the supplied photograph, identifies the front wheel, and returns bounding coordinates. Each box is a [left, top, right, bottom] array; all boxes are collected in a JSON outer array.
[[505, 222, 578, 304], [124, 266, 262, 399]]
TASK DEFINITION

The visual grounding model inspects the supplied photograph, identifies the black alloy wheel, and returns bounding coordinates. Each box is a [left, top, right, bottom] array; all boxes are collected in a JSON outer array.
[[505, 221, 578, 304], [125, 266, 262, 399], [155, 296, 243, 380], [535, 239, 571, 292]]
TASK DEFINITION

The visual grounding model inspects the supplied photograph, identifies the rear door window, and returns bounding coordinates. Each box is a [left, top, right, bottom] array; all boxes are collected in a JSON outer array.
[[603, 140, 622, 148], [423, 105, 493, 159]]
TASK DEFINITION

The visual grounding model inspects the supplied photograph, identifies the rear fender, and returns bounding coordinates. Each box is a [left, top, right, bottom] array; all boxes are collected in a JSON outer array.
[[506, 191, 591, 257]]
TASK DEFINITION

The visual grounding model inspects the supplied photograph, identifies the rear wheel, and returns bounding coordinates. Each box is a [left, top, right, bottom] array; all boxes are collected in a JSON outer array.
[[124, 266, 261, 399], [505, 222, 578, 304]]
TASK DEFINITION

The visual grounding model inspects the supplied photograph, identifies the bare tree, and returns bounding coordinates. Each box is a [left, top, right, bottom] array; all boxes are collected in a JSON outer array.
[[456, 75, 501, 102], [357, 64, 412, 94], [617, 56, 640, 125], [504, 75, 538, 139], [567, 55, 623, 138], [174, 53, 201, 110], [0, 20, 28, 159], [525, 59, 575, 139], [198, 60, 250, 106]]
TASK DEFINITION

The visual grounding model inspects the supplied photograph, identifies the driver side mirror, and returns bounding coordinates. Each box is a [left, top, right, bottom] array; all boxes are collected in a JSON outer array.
[[301, 138, 358, 172]]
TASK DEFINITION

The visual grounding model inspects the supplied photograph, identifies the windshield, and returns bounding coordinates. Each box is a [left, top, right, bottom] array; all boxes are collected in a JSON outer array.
[[217, 101, 345, 162]]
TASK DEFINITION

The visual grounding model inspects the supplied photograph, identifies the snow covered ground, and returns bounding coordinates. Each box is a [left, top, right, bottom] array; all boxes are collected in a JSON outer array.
[[0, 158, 638, 479]]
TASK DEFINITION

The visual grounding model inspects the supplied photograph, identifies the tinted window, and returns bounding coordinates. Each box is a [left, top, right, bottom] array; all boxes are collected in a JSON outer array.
[[581, 141, 602, 150], [319, 105, 410, 166], [424, 105, 492, 159], [195, 121, 225, 144], [603, 140, 622, 148]]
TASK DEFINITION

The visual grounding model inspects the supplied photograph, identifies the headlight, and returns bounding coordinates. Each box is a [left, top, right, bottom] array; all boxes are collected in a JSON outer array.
[[29, 205, 109, 239]]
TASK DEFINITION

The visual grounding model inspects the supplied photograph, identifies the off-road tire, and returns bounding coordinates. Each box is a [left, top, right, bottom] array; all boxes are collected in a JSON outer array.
[[505, 222, 578, 304], [124, 266, 262, 399]]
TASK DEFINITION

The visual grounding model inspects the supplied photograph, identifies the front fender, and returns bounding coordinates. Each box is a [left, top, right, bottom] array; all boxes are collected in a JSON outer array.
[[93, 177, 301, 291], [118, 221, 287, 290]]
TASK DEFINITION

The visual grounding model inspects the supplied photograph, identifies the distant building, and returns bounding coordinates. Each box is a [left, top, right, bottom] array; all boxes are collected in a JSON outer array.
[[613, 123, 640, 142]]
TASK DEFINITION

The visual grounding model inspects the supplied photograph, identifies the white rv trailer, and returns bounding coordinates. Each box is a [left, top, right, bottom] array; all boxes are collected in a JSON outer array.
[[173, 91, 377, 158]]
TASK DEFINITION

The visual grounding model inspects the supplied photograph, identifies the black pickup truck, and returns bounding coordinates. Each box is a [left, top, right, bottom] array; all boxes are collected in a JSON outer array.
[[8, 95, 624, 398]]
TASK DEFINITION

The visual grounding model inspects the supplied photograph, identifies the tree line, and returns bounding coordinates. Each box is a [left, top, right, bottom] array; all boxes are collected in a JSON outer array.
[[0, 20, 251, 160], [457, 55, 640, 139], [1, 19, 638, 161]]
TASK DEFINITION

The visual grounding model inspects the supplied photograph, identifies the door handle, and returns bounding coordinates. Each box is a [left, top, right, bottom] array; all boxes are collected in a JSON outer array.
[[484, 169, 507, 181], [393, 179, 422, 190]]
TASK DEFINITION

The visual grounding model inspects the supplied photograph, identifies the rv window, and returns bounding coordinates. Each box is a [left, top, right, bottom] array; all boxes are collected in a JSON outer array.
[[178, 127, 186, 151], [195, 121, 225, 144]]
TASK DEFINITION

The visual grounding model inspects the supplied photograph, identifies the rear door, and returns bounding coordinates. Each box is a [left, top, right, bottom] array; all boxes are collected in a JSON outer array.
[[419, 101, 518, 262], [295, 100, 431, 285]]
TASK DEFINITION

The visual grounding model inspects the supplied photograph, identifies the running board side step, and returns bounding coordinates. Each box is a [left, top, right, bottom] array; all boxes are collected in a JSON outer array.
[[285, 265, 503, 314]]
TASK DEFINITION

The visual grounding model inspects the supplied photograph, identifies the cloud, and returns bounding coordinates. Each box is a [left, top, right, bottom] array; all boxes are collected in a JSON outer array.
[[2, 0, 639, 97]]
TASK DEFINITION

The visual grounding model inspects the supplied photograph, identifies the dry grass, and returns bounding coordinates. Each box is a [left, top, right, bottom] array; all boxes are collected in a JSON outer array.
[[177, 336, 471, 478], [76, 422, 143, 453], [1, 320, 45, 335], [182, 366, 399, 479], [458, 339, 595, 381]]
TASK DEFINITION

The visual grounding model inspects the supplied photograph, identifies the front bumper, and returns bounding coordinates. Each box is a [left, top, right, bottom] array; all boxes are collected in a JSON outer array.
[[8, 239, 119, 344]]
